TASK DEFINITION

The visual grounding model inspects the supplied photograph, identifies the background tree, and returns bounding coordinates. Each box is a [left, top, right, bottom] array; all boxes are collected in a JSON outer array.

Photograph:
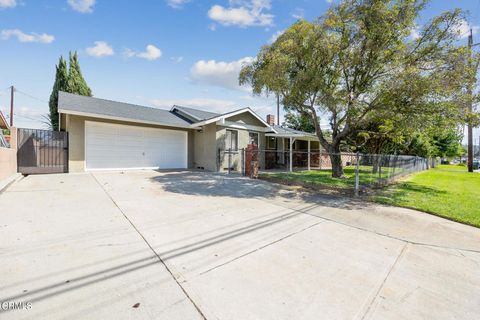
[[48, 57, 68, 130], [240, 0, 469, 177], [283, 111, 316, 133], [48, 51, 92, 130]]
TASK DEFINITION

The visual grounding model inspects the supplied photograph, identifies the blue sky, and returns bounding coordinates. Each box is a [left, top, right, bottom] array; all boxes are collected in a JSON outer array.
[[0, 0, 479, 141]]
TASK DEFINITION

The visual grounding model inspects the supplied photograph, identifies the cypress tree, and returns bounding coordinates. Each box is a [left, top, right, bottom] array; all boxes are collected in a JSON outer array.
[[49, 51, 92, 130], [67, 51, 92, 97], [48, 56, 68, 130]]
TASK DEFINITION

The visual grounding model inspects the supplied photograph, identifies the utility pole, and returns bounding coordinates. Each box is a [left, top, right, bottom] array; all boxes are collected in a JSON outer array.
[[9, 85, 14, 127], [467, 29, 480, 172]]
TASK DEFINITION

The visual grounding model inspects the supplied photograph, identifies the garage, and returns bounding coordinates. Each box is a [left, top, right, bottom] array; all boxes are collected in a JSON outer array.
[[85, 121, 187, 170]]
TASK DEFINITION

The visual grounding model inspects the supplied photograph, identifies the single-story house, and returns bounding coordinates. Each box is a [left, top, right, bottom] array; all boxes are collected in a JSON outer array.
[[58, 91, 321, 172]]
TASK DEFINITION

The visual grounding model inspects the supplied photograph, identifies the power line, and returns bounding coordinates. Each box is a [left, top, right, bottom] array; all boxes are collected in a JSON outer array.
[[14, 88, 49, 104]]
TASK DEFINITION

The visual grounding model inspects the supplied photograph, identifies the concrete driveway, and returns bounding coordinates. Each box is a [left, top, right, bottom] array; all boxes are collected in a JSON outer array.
[[0, 170, 479, 320]]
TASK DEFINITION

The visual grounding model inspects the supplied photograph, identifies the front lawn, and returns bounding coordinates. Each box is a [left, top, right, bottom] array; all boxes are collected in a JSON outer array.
[[372, 165, 480, 227], [259, 166, 396, 190]]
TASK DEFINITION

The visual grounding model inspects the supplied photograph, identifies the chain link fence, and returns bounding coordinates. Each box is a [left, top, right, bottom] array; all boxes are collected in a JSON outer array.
[[219, 148, 437, 195]]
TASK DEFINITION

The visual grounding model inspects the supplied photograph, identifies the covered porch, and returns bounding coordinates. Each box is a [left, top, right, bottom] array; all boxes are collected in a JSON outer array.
[[264, 128, 322, 172]]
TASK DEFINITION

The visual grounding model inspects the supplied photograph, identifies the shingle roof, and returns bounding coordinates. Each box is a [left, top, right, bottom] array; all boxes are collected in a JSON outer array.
[[270, 125, 316, 137], [58, 92, 191, 128], [172, 105, 220, 123]]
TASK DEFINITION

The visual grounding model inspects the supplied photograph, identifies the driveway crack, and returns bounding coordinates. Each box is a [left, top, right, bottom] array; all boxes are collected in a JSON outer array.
[[198, 220, 326, 276], [91, 174, 207, 320], [270, 201, 480, 254], [358, 243, 409, 320]]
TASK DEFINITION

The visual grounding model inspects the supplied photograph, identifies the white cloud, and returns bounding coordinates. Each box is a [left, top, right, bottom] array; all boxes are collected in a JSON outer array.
[[410, 25, 421, 40], [190, 57, 254, 91], [85, 41, 114, 57], [151, 96, 276, 119], [452, 19, 479, 39], [208, 0, 274, 28], [151, 98, 237, 114], [269, 29, 284, 43], [326, 0, 333, 3], [208, 24, 217, 31], [1, 29, 55, 43], [124, 45, 162, 61], [291, 7, 304, 20], [171, 56, 184, 63], [0, 0, 16, 9], [166, 0, 190, 9], [67, 0, 95, 13], [138, 45, 162, 60]]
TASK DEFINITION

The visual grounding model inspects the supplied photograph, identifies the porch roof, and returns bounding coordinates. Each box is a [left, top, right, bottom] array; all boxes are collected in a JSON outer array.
[[266, 125, 318, 141]]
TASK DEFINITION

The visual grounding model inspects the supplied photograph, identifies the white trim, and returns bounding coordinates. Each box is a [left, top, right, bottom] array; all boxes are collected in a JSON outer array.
[[220, 121, 271, 133], [191, 108, 277, 132], [266, 133, 318, 140], [59, 109, 192, 129]]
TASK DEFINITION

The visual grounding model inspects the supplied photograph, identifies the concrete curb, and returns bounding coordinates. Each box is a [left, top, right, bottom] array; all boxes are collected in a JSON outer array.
[[0, 173, 22, 194]]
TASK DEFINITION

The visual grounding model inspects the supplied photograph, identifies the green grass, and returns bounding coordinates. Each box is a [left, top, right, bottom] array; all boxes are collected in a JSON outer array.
[[372, 165, 480, 227], [259, 166, 396, 189]]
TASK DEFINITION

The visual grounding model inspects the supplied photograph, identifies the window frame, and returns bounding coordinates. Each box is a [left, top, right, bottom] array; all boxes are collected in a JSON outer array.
[[266, 136, 276, 150], [248, 131, 259, 147], [225, 129, 238, 151]]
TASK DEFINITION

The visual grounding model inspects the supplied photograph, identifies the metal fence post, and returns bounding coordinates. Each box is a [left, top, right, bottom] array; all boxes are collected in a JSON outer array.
[[228, 148, 231, 174], [354, 152, 360, 196], [319, 149, 322, 170], [242, 148, 246, 176]]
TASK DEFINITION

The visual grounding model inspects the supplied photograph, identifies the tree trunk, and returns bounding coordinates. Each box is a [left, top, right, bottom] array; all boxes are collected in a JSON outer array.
[[329, 145, 344, 178], [372, 155, 380, 174]]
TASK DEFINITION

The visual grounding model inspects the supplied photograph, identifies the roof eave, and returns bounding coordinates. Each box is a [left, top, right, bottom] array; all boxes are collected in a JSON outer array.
[[59, 108, 193, 129], [171, 106, 202, 122], [191, 107, 276, 132], [0, 111, 9, 129], [265, 132, 319, 140]]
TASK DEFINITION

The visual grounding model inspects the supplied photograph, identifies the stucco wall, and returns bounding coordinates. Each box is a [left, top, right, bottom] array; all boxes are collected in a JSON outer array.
[[226, 113, 265, 126], [66, 115, 195, 172], [216, 126, 265, 172], [193, 123, 217, 171], [0, 127, 17, 182]]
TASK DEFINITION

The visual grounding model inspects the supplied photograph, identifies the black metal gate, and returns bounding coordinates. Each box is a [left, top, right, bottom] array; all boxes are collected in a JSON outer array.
[[17, 128, 69, 174]]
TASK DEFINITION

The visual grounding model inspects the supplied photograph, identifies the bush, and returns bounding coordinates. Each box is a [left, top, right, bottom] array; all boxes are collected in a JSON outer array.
[[457, 162, 467, 167]]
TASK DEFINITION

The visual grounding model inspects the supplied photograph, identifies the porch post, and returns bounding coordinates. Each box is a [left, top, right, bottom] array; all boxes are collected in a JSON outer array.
[[307, 140, 311, 171], [289, 137, 293, 172]]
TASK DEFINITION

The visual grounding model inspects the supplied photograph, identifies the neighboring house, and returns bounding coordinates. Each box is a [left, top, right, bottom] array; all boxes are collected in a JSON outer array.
[[58, 91, 320, 172], [0, 111, 9, 148]]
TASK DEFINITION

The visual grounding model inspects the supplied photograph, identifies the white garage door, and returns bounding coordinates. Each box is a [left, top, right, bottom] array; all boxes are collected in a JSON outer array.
[[85, 121, 188, 170]]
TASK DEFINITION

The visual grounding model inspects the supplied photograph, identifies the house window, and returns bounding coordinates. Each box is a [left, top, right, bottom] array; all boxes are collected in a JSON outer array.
[[267, 137, 276, 149], [249, 132, 259, 146], [285, 138, 295, 150], [226, 129, 238, 151]]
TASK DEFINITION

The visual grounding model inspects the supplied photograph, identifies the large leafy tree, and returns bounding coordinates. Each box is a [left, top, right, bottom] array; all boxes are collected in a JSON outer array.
[[49, 51, 92, 130], [48, 57, 68, 130], [240, 0, 469, 177]]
